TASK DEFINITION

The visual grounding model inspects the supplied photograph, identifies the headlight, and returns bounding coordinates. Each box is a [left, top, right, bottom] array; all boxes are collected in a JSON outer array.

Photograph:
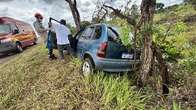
[[0, 38, 12, 43]]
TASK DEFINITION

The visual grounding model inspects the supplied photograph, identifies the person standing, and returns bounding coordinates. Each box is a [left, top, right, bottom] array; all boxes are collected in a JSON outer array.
[[46, 30, 57, 60], [49, 18, 72, 60], [33, 13, 48, 43]]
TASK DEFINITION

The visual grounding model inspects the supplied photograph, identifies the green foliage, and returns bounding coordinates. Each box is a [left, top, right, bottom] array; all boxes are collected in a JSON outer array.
[[154, 4, 196, 22], [107, 18, 134, 47], [179, 45, 196, 72], [174, 22, 188, 33], [156, 2, 165, 10], [184, 0, 196, 6], [153, 22, 189, 61], [84, 73, 147, 110], [130, 4, 140, 20], [172, 102, 182, 110], [67, 23, 77, 33], [81, 21, 91, 29]]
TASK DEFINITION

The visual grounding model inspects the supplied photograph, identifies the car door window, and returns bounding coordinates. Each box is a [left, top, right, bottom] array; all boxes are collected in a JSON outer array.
[[10, 24, 19, 32], [91, 26, 102, 40], [80, 27, 95, 40], [0, 24, 11, 34], [75, 29, 84, 39]]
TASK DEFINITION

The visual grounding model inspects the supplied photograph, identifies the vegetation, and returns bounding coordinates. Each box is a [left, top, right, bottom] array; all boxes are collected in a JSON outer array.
[[0, 2, 196, 110], [0, 45, 148, 110]]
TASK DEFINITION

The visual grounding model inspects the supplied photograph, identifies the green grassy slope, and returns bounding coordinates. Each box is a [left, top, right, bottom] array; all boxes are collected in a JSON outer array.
[[0, 45, 147, 110]]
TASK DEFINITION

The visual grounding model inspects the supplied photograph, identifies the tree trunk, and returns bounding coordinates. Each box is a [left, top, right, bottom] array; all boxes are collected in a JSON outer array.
[[138, 0, 156, 86], [65, 0, 81, 31], [152, 43, 169, 94]]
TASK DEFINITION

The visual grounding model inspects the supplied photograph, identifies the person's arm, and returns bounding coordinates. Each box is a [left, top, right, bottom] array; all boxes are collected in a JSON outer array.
[[67, 27, 71, 36], [33, 22, 47, 33], [49, 17, 61, 24], [48, 20, 57, 31], [67, 27, 73, 41]]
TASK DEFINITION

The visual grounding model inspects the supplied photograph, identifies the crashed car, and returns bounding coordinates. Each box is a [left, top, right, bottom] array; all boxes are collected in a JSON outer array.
[[71, 23, 141, 76], [0, 17, 36, 53]]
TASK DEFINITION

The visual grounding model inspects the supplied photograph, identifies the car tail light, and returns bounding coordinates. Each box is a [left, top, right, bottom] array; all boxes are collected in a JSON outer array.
[[97, 42, 108, 58]]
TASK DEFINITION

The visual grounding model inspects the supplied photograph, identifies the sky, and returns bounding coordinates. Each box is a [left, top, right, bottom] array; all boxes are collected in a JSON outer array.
[[0, 0, 184, 26]]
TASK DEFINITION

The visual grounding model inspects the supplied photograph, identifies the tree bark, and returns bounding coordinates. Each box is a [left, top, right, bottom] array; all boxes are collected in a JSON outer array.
[[152, 42, 169, 94], [65, 0, 81, 31], [138, 0, 156, 86]]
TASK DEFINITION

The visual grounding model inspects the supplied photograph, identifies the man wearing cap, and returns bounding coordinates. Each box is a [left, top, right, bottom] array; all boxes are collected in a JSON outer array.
[[33, 13, 48, 43]]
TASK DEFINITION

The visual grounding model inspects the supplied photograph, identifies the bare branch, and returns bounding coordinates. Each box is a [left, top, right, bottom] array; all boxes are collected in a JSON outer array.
[[103, 4, 136, 26]]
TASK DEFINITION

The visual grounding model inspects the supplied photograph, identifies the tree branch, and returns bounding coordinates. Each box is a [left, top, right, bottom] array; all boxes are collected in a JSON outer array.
[[103, 4, 136, 26]]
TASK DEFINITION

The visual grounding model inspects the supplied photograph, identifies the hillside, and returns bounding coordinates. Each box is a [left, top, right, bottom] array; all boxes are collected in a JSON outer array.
[[0, 45, 147, 110], [0, 4, 196, 110]]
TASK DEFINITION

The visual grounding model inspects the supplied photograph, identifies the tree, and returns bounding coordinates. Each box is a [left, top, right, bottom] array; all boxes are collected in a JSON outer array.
[[65, 0, 81, 31], [138, 0, 156, 87], [156, 3, 164, 10], [81, 21, 91, 29], [130, 4, 140, 20], [92, 1, 109, 23], [104, 0, 169, 94], [184, 0, 196, 6], [137, 0, 169, 94]]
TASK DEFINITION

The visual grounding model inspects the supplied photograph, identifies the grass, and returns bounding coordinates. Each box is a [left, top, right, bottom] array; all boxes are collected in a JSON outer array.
[[155, 4, 196, 23], [0, 45, 148, 110]]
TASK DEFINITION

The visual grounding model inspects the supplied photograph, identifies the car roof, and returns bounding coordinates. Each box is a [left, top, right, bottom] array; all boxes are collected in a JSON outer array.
[[87, 23, 107, 27], [0, 17, 28, 25]]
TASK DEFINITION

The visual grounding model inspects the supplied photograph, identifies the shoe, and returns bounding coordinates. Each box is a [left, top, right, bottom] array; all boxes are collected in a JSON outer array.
[[51, 54, 57, 60], [48, 57, 53, 61]]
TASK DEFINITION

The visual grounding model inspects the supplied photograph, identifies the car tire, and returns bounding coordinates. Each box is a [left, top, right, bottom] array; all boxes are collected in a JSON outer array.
[[81, 58, 94, 77], [33, 38, 37, 45], [16, 43, 23, 53]]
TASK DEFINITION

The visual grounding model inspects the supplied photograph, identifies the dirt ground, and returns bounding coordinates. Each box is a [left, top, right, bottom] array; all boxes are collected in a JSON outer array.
[[0, 44, 37, 64], [0, 52, 18, 64]]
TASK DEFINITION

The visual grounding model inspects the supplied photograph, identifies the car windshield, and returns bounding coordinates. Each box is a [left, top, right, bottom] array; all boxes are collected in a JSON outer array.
[[0, 24, 11, 34]]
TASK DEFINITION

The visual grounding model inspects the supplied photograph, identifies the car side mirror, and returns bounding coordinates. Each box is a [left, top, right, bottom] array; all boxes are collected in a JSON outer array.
[[12, 29, 19, 35]]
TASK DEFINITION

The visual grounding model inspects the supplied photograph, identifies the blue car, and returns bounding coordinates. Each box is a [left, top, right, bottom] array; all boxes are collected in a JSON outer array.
[[72, 23, 140, 76]]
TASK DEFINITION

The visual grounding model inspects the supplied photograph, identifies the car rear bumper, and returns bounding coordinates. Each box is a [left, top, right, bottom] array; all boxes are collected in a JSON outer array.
[[94, 57, 141, 72], [0, 42, 16, 53]]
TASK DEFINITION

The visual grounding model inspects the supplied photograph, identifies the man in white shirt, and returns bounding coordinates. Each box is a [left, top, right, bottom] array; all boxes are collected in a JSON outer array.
[[49, 19, 72, 60]]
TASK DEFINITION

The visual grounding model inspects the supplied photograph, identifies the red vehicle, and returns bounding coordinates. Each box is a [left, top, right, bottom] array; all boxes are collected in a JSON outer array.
[[0, 17, 37, 53]]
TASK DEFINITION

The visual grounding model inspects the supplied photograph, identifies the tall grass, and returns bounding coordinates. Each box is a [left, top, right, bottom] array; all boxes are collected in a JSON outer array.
[[0, 45, 148, 110], [84, 73, 147, 110]]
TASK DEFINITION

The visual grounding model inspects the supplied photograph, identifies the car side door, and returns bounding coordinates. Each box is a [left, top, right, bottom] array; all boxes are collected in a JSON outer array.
[[77, 26, 95, 58], [11, 24, 26, 41]]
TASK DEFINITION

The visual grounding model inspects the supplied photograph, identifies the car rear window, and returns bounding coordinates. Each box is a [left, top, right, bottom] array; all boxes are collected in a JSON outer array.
[[108, 27, 120, 42], [0, 24, 10, 34]]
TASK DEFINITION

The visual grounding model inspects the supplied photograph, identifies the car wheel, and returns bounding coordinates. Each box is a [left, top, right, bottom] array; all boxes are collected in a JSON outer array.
[[33, 38, 37, 45], [16, 43, 23, 53], [81, 58, 94, 77]]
